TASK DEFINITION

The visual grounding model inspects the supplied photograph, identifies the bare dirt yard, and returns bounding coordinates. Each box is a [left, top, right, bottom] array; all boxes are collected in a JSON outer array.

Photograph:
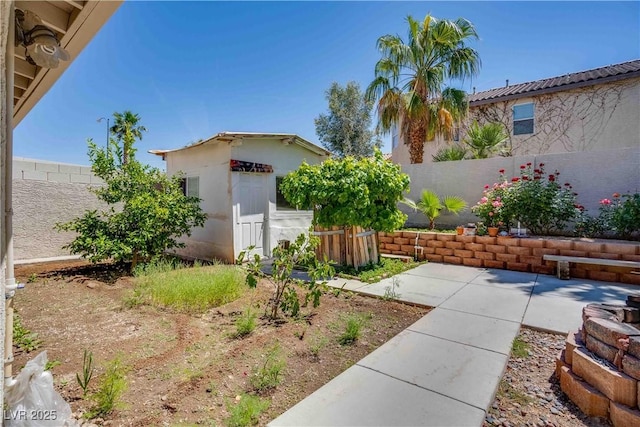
[[12, 260, 428, 426]]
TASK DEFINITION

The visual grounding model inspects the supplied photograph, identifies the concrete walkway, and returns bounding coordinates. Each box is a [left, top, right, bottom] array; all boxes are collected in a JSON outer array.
[[269, 263, 639, 426]]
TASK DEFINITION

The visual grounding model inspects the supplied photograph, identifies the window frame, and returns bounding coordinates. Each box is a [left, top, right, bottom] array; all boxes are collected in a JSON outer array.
[[181, 176, 200, 198], [512, 102, 534, 135]]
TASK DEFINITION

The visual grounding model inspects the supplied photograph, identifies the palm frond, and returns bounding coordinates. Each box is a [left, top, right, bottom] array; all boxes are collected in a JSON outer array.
[[442, 195, 468, 215]]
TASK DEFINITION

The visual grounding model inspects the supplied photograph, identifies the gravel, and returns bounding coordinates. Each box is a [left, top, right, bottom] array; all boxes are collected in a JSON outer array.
[[483, 328, 612, 427]]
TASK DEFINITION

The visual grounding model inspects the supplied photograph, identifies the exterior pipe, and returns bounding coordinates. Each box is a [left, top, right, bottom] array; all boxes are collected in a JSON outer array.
[[3, 2, 15, 381]]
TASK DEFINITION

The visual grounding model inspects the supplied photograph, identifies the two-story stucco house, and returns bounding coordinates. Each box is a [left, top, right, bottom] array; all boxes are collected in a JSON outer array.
[[393, 59, 640, 164]]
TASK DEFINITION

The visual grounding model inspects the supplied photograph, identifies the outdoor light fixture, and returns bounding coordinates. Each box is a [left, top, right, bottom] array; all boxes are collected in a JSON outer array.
[[15, 9, 69, 69]]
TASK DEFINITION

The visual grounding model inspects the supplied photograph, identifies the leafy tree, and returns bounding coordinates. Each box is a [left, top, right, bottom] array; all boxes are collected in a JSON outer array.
[[366, 14, 481, 164], [314, 82, 381, 158], [403, 189, 467, 229], [279, 149, 410, 232], [57, 112, 206, 271], [463, 121, 508, 159], [238, 232, 333, 320]]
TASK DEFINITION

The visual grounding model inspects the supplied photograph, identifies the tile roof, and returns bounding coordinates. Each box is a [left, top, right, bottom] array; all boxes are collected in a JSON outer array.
[[469, 59, 640, 106]]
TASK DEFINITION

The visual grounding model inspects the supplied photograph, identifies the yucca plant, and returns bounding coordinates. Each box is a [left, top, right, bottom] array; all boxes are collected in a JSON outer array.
[[432, 144, 468, 162], [463, 121, 508, 159], [404, 190, 468, 229]]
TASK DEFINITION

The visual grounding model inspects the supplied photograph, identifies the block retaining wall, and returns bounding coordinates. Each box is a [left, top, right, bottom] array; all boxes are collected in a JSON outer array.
[[378, 231, 640, 285]]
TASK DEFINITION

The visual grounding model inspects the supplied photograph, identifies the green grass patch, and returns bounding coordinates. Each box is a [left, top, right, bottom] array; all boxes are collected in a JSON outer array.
[[496, 379, 533, 406], [335, 258, 423, 283], [225, 394, 270, 427], [250, 343, 286, 391], [129, 262, 246, 313], [231, 308, 257, 338], [400, 227, 457, 233], [337, 313, 370, 346], [511, 336, 531, 358]]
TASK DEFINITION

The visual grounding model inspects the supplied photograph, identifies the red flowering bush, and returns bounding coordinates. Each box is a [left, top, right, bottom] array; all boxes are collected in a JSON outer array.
[[474, 164, 580, 234], [471, 177, 510, 227], [576, 192, 640, 238]]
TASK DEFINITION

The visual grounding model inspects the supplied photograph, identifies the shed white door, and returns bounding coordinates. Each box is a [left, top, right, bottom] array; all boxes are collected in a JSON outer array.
[[236, 173, 268, 258]]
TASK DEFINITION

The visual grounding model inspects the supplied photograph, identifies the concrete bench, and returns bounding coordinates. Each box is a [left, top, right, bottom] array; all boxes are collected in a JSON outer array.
[[543, 254, 640, 279]]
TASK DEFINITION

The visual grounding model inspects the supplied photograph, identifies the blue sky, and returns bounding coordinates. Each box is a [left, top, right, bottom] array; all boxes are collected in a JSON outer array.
[[14, 1, 640, 169]]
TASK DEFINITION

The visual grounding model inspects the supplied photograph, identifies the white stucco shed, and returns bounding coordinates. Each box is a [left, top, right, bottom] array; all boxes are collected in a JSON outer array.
[[150, 132, 330, 263]]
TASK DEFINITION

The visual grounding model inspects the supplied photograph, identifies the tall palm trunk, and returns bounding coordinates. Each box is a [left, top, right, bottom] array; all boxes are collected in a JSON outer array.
[[408, 123, 426, 164]]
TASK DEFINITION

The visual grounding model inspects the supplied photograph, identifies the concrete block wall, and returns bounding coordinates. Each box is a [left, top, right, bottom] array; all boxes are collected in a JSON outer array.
[[13, 158, 106, 261], [379, 231, 640, 284]]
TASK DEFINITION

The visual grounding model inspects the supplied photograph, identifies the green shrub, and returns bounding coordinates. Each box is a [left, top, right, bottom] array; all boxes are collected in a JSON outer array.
[[76, 349, 95, 398], [86, 354, 127, 419], [338, 314, 369, 346], [432, 144, 467, 162], [309, 334, 328, 359], [131, 264, 245, 313], [232, 309, 257, 338], [473, 164, 579, 234], [336, 257, 420, 283], [225, 394, 270, 427], [576, 192, 640, 239], [250, 343, 286, 391], [13, 313, 42, 353]]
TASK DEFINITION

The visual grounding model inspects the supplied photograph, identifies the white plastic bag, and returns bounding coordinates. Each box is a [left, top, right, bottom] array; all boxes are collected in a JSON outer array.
[[4, 351, 76, 426]]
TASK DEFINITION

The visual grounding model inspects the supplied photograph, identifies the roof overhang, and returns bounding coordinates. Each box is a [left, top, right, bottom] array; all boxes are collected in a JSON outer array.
[[12, 0, 123, 126], [149, 131, 331, 160]]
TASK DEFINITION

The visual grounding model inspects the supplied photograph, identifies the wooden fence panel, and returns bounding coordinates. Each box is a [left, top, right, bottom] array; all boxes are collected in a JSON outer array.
[[313, 225, 379, 269]]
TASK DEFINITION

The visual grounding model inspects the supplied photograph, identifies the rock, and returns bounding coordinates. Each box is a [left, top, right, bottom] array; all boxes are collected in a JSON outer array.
[[550, 407, 560, 415], [85, 280, 101, 289]]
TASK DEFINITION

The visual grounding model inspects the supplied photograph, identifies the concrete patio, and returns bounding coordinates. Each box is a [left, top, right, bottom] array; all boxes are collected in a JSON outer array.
[[269, 263, 639, 426]]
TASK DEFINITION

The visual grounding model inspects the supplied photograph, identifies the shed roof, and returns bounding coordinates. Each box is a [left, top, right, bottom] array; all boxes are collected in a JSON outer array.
[[149, 131, 331, 159], [469, 59, 640, 106]]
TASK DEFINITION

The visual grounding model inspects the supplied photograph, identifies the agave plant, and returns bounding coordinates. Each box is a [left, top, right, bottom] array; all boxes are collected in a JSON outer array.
[[403, 190, 468, 229]]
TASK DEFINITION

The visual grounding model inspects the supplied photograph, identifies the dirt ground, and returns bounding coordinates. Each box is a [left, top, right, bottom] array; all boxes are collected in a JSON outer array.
[[12, 260, 428, 426]]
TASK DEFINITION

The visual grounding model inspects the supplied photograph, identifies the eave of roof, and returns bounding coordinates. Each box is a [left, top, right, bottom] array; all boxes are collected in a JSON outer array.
[[149, 131, 331, 159], [469, 59, 640, 107]]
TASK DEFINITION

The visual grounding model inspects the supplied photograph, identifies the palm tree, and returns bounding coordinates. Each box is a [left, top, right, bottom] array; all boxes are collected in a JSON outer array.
[[110, 111, 147, 165], [463, 121, 509, 159], [366, 14, 481, 164], [403, 190, 467, 229]]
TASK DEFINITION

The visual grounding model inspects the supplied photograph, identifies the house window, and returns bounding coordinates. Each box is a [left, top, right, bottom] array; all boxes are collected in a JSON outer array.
[[276, 176, 296, 211], [181, 176, 199, 198], [513, 103, 534, 135]]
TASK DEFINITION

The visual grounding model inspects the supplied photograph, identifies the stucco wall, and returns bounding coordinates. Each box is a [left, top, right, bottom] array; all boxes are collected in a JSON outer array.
[[232, 139, 326, 257], [165, 142, 234, 262], [163, 137, 328, 262], [401, 147, 640, 229], [394, 78, 640, 164], [13, 158, 105, 261]]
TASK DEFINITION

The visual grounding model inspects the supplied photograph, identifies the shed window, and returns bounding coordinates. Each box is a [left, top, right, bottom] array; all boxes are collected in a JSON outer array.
[[276, 177, 296, 211], [513, 103, 534, 135], [181, 176, 199, 198]]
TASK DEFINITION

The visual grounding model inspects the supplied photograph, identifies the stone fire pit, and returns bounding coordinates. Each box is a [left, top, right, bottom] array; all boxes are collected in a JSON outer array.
[[557, 296, 640, 426]]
